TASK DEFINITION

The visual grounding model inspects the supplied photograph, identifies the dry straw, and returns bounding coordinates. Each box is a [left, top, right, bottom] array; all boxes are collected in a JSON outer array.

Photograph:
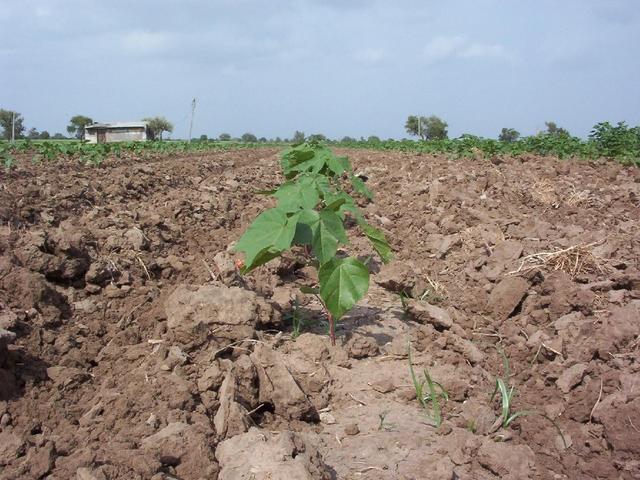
[[526, 179, 598, 210], [509, 241, 610, 278]]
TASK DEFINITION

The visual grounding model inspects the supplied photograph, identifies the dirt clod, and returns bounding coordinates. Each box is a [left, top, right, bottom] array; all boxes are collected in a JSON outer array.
[[344, 423, 360, 435], [216, 427, 332, 480], [165, 284, 270, 346], [251, 343, 318, 422], [346, 334, 380, 358], [556, 362, 589, 393], [488, 276, 529, 320], [406, 300, 453, 330]]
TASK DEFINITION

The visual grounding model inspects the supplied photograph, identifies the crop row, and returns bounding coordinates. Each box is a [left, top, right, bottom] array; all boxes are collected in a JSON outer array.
[[0, 139, 280, 169], [333, 121, 640, 165], [2, 123, 639, 170], [335, 133, 640, 165]]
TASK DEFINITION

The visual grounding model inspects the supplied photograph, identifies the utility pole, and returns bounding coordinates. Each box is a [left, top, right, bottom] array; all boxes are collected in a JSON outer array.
[[11, 111, 15, 143], [188, 98, 196, 142]]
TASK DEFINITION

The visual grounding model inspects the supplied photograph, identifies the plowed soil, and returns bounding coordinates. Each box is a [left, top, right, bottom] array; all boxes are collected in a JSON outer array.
[[0, 149, 639, 480]]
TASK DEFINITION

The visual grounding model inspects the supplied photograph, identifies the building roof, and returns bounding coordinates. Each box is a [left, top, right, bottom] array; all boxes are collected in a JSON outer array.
[[86, 122, 148, 130]]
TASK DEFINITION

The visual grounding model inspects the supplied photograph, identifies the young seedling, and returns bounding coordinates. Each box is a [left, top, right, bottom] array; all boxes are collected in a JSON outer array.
[[489, 349, 530, 429], [490, 376, 530, 429], [234, 142, 392, 345], [284, 298, 311, 338], [2, 152, 15, 171], [489, 350, 568, 447], [408, 342, 448, 427]]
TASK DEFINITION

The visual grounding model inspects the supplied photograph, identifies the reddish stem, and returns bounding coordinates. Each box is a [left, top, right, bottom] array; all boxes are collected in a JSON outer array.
[[328, 312, 335, 346]]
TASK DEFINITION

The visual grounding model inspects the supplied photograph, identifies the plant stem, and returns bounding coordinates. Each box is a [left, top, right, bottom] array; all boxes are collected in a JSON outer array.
[[328, 311, 335, 346]]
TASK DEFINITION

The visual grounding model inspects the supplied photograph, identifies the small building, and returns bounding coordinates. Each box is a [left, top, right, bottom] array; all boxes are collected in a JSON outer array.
[[84, 122, 149, 143]]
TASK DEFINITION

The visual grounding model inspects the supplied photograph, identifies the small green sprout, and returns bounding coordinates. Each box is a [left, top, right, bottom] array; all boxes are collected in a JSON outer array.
[[490, 349, 568, 448], [490, 349, 530, 428], [408, 342, 448, 427], [284, 298, 311, 338]]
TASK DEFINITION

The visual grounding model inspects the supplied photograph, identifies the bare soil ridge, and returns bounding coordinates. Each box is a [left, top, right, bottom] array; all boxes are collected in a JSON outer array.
[[0, 149, 638, 479]]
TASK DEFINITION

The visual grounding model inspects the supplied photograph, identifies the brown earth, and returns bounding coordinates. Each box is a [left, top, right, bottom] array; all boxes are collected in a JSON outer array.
[[0, 149, 639, 479]]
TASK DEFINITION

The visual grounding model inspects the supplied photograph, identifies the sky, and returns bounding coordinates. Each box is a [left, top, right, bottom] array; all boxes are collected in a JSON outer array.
[[1, 0, 639, 140]]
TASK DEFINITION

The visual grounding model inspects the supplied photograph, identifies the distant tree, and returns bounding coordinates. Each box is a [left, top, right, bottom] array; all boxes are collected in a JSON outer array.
[[424, 116, 448, 140], [27, 128, 40, 139], [0, 109, 26, 140], [425, 116, 448, 140], [39, 130, 50, 139], [52, 133, 66, 139], [258, 137, 268, 143], [405, 115, 448, 140], [275, 136, 282, 143], [292, 130, 305, 143], [498, 128, 520, 142], [241, 133, 258, 143], [308, 133, 326, 142], [199, 134, 208, 142], [367, 135, 381, 142], [143, 116, 173, 140], [341, 136, 356, 143], [66, 115, 93, 139], [544, 121, 569, 137], [405, 116, 426, 140], [219, 133, 231, 141]]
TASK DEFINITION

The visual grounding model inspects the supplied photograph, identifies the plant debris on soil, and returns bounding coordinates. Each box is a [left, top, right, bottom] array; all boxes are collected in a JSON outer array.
[[0, 149, 639, 479]]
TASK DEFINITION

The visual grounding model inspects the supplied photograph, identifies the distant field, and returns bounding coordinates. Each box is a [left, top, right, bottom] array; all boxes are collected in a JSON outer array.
[[2, 126, 639, 168]]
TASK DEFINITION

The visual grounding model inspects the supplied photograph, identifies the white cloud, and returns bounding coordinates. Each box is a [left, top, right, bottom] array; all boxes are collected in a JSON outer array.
[[459, 43, 514, 61], [354, 48, 386, 65], [422, 35, 467, 62], [423, 35, 516, 63]]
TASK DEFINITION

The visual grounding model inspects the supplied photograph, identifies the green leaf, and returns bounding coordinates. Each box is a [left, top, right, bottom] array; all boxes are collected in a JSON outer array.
[[274, 179, 320, 212], [311, 210, 348, 264], [351, 175, 373, 200], [359, 221, 393, 263], [235, 208, 297, 271], [239, 246, 282, 274], [496, 378, 511, 423], [309, 174, 331, 197], [319, 257, 370, 320], [280, 144, 328, 178], [292, 209, 319, 245], [316, 149, 350, 177], [323, 190, 360, 219], [504, 410, 531, 427], [280, 146, 315, 175], [324, 198, 346, 212]]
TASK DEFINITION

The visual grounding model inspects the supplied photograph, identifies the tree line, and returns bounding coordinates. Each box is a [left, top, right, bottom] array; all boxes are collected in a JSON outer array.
[[404, 115, 573, 142], [0, 109, 174, 141], [3, 108, 636, 148], [206, 119, 576, 144]]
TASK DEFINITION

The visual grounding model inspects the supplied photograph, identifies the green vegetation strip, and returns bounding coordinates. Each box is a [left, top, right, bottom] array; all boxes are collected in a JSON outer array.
[[0, 139, 284, 169], [336, 121, 640, 165]]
